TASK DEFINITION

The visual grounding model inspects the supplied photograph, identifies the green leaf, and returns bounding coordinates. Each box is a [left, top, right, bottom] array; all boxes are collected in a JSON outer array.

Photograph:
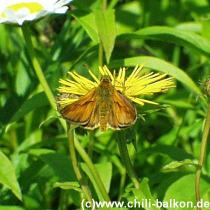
[[118, 26, 210, 56], [54, 181, 81, 192], [94, 9, 117, 63], [15, 61, 31, 96], [10, 92, 48, 123], [162, 159, 197, 172], [81, 162, 112, 200], [110, 56, 203, 97], [0, 206, 26, 210], [0, 150, 22, 200], [163, 174, 210, 210], [132, 178, 160, 210], [142, 144, 193, 161], [28, 148, 56, 156], [156, 98, 194, 109], [175, 22, 202, 33], [72, 11, 99, 43], [38, 153, 76, 182]]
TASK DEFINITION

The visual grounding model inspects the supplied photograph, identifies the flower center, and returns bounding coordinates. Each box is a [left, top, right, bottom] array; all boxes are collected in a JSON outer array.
[[7, 2, 43, 13], [0, 2, 44, 17]]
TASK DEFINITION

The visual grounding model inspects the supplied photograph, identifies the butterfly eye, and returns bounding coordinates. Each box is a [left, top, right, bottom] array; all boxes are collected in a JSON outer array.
[[101, 76, 111, 81]]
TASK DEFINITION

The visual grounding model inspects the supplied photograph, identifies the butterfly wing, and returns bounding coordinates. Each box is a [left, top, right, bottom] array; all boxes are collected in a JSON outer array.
[[109, 89, 137, 129], [60, 88, 100, 129], [60, 86, 136, 130], [86, 102, 100, 129]]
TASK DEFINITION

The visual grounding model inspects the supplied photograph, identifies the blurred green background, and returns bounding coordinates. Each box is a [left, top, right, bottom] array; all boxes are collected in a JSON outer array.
[[0, 0, 210, 209]]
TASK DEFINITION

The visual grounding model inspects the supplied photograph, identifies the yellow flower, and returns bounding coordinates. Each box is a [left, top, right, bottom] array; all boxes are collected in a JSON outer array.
[[57, 65, 175, 108]]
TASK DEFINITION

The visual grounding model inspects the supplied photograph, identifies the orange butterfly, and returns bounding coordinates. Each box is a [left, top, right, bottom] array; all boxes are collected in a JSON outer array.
[[59, 76, 137, 131]]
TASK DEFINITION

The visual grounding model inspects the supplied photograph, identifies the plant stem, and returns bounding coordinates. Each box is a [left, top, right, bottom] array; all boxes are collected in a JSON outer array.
[[102, 0, 107, 10], [118, 169, 126, 200], [88, 131, 95, 158], [195, 103, 210, 210], [58, 190, 67, 210], [67, 126, 93, 202], [98, 0, 107, 66], [21, 22, 110, 204], [98, 41, 103, 66], [21, 24, 67, 130], [21, 23, 94, 201], [74, 137, 110, 201], [21, 24, 56, 109], [117, 131, 140, 189]]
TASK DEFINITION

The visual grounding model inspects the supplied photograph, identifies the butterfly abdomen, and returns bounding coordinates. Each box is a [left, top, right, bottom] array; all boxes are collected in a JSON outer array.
[[99, 101, 109, 131]]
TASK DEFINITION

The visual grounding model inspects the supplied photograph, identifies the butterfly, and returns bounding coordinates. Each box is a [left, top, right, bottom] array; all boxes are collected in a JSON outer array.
[[58, 76, 137, 131]]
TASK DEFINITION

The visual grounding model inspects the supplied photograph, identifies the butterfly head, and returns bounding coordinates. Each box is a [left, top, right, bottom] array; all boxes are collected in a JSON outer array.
[[99, 75, 112, 88]]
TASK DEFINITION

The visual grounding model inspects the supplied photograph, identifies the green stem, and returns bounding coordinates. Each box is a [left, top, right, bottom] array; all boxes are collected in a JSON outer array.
[[21, 23, 93, 201], [74, 137, 110, 201], [195, 103, 210, 210], [67, 126, 93, 202], [21, 22, 110, 204], [102, 0, 107, 10], [117, 131, 140, 189], [98, 41, 103, 66], [118, 169, 126, 200], [9, 129, 18, 152], [21, 24, 56, 109], [21, 24, 66, 130], [88, 131, 95, 158], [58, 190, 67, 210], [98, 0, 107, 66]]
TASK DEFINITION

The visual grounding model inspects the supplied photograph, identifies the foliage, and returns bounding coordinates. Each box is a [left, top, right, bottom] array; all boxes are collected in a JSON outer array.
[[0, 0, 210, 209]]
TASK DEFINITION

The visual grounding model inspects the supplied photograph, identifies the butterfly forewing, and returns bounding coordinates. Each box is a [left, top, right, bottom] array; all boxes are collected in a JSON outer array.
[[60, 88, 99, 129], [108, 89, 137, 129], [86, 102, 100, 129]]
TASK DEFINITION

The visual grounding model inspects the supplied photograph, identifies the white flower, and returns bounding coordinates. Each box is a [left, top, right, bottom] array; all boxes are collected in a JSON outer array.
[[0, 0, 72, 25]]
